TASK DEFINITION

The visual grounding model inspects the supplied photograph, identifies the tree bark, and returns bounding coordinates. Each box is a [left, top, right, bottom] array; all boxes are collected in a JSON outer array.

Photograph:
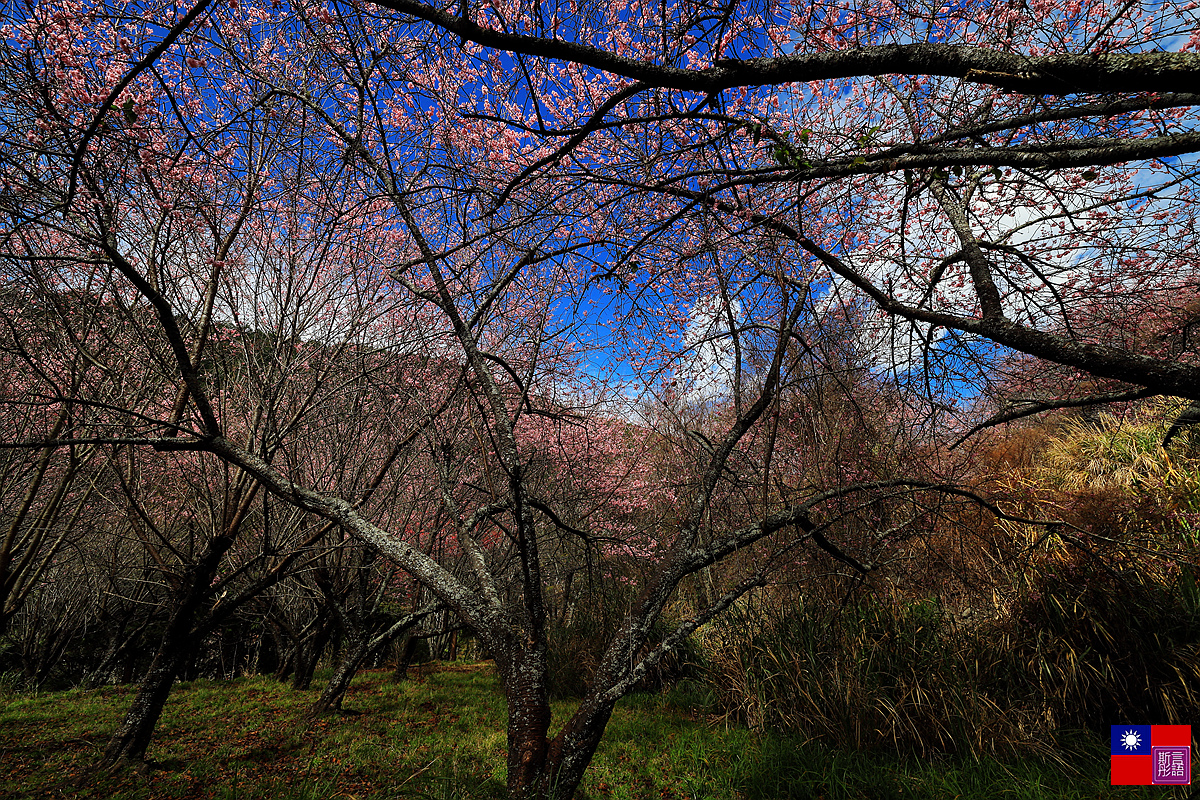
[[502, 672, 551, 798], [310, 605, 437, 717], [98, 533, 234, 769], [496, 655, 615, 800], [495, 636, 582, 800], [308, 632, 369, 717], [98, 644, 189, 769], [543, 702, 615, 800], [393, 633, 419, 681]]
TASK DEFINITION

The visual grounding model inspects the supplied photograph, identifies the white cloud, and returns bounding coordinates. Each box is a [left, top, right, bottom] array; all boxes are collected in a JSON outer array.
[[678, 293, 742, 407]]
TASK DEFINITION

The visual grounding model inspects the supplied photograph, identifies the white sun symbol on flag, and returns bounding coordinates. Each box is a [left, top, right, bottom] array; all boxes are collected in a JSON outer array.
[[1122, 730, 1142, 750]]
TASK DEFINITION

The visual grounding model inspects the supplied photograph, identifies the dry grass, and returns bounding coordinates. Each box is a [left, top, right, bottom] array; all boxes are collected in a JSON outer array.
[[698, 598, 1058, 763]]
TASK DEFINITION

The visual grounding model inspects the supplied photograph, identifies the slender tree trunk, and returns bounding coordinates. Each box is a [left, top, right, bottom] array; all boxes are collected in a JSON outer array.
[[291, 614, 333, 691], [308, 632, 370, 717], [98, 534, 234, 769], [311, 606, 436, 717], [99, 596, 204, 769], [253, 618, 279, 676], [98, 644, 190, 769], [85, 620, 133, 689], [559, 572, 573, 627], [393, 633, 418, 681], [543, 702, 615, 800], [271, 617, 295, 681], [120, 652, 137, 685]]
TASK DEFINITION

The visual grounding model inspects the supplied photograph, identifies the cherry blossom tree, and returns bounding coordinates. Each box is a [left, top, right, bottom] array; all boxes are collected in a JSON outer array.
[[4, 0, 1200, 797], [368, 0, 1200, 403]]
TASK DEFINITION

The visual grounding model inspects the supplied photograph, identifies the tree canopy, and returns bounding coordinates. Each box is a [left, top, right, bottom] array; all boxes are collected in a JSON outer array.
[[2, 0, 1199, 796]]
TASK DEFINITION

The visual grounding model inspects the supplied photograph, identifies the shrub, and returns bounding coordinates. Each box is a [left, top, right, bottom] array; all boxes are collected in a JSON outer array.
[[698, 596, 1051, 761], [1006, 559, 1200, 731]]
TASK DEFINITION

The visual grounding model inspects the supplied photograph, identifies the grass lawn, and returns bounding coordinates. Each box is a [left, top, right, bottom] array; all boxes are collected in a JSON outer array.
[[0, 662, 1175, 799]]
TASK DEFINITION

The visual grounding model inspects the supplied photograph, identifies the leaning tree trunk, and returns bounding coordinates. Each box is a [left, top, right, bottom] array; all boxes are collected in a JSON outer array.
[[98, 641, 192, 770], [310, 605, 436, 718], [98, 533, 234, 770], [308, 630, 370, 718], [540, 699, 616, 800]]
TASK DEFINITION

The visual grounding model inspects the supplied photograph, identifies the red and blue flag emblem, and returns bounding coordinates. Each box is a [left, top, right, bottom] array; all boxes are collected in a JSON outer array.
[[1111, 725, 1191, 785]]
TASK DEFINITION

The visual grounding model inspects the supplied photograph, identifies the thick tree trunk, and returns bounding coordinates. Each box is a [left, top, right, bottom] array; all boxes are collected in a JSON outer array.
[[488, 626, 626, 800], [503, 671, 551, 798], [498, 639, 594, 800], [499, 676, 614, 800]]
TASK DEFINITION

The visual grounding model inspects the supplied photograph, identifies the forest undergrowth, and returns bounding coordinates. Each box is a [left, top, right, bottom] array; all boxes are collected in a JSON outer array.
[[4, 401, 1200, 799], [0, 664, 1163, 800]]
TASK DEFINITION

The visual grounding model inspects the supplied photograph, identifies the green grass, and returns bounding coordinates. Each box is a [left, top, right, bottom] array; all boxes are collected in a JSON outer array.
[[0, 662, 1176, 799]]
